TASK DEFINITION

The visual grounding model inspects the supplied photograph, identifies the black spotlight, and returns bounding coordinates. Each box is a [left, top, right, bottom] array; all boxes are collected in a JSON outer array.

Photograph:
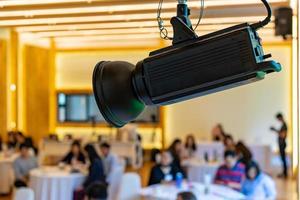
[[93, 0, 282, 127]]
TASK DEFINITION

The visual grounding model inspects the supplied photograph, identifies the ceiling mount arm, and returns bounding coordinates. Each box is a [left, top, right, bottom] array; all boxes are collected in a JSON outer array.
[[171, 0, 197, 44]]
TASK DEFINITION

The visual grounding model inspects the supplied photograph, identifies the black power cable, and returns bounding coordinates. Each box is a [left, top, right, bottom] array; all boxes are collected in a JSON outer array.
[[157, 0, 272, 40], [251, 0, 272, 30]]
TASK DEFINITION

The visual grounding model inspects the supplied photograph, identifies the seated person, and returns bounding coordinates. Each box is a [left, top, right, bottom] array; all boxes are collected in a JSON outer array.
[[83, 144, 106, 189], [168, 139, 184, 172], [235, 141, 252, 165], [99, 142, 119, 183], [15, 131, 26, 149], [61, 140, 86, 165], [224, 135, 236, 151], [148, 151, 182, 185], [177, 192, 197, 200], [211, 124, 226, 142], [242, 161, 276, 200], [7, 131, 17, 150], [184, 134, 197, 158], [63, 134, 73, 142], [13, 143, 38, 187], [214, 150, 245, 190], [24, 137, 38, 156], [0, 135, 3, 152], [85, 182, 108, 200]]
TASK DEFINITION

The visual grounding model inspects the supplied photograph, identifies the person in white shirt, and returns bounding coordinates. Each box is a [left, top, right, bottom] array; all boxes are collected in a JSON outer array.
[[99, 142, 119, 184], [241, 161, 276, 200]]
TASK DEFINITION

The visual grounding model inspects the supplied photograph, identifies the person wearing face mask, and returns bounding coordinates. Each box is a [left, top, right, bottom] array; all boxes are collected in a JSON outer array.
[[242, 161, 276, 200], [214, 150, 245, 190], [148, 151, 182, 185]]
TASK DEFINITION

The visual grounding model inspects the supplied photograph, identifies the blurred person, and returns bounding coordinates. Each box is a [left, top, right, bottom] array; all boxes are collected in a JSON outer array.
[[235, 141, 252, 165], [84, 182, 108, 200], [61, 140, 86, 165], [24, 137, 38, 156], [0, 135, 3, 152], [211, 124, 226, 142], [184, 134, 197, 158], [148, 151, 182, 185], [168, 138, 184, 172], [83, 144, 106, 189], [13, 143, 38, 187], [99, 142, 119, 183], [15, 131, 26, 149], [177, 192, 197, 200], [242, 161, 276, 200], [7, 131, 17, 149], [224, 134, 236, 151], [63, 134, 73, 142], [214, 150, 245, 190], [270, 112, 288, 178]]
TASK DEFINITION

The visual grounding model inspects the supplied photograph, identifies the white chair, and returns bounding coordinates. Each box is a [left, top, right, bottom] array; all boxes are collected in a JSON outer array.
[[14, 188, 34, 200], [117, 173, 141, 200], [108, 166, 124, 200]]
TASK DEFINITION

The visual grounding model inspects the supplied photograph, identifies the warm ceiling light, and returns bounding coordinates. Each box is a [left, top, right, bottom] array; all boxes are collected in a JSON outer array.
[[0, 13, 171, 26], [15, 21, 274, 33], [16, 21, 159, 32], [30, 25, 274, 38], [0, 0, 101, 7], [0, 0, 286, 7], [54, 33, 160, 42], [0, 0, 287, 18], [56, 39, 163, 49], [33, 27, 159, 37], [1, 14, 269, 27]]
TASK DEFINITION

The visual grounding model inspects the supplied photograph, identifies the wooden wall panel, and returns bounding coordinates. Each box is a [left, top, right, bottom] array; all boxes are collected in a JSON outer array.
[[24, 45, 50, 144], [0, 40, 7, 137]]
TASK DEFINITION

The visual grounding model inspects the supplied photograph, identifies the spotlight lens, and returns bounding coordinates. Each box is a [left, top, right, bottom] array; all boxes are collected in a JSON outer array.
[[92, 61, 145, 127]]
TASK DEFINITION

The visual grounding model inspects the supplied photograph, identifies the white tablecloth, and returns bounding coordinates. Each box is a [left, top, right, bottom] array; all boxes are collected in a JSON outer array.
[[30, 167, 85, 200], [0, 153, 19, 194], [184, 159, 219, 183], [140, 182, 245, 200]]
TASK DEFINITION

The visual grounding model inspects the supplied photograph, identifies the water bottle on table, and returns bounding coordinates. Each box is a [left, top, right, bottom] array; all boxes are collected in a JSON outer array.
[[175, 172, 183, 188]]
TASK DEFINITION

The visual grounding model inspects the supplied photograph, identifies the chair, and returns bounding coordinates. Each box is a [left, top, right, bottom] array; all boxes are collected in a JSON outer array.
[[117, 173, 141, 200], [14, 188, 34, 200], [107, 166, 124, 200]]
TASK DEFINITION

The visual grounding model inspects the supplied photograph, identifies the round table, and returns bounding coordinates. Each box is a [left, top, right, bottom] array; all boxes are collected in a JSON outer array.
[[140, 182, 245, 200], [0, 153, 19, 194], [30, 167, 86, 200]]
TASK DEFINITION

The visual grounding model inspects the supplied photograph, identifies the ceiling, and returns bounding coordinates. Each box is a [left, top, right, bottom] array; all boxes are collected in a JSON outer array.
[[0, 0, 290, 50]]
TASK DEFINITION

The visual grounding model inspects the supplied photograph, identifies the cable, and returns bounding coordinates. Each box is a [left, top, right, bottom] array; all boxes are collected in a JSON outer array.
[[157, 0, 173, 40], [251, 0, 272, 30], [193, 0, 205, 31]]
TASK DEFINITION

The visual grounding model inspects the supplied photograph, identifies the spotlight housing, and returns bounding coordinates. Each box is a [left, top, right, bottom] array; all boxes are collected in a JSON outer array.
[[92, 0, 282, 127]]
